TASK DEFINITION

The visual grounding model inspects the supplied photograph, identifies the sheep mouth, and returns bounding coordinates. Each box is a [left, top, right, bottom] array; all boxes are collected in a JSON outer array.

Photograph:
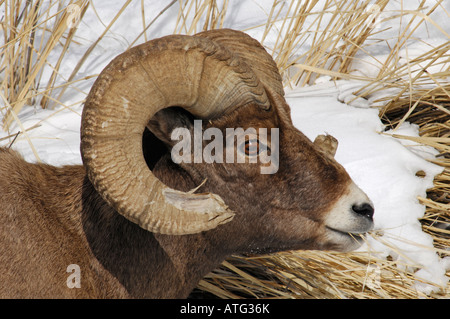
[[327, 226, 368, 235], [326, 226, 368, 242]]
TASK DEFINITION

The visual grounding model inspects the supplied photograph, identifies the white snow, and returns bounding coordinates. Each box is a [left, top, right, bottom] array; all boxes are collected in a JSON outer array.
[[287, 81, 445, 293], [1, 0, 448, 294]]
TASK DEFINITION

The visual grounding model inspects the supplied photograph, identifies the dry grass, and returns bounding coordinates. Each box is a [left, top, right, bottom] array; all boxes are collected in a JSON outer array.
[[1, 0, 90, 127], [259, 0, 392, 87], [1, 0, 449, 298]]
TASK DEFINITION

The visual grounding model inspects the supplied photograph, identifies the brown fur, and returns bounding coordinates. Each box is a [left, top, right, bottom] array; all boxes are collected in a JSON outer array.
[[0, 94, 355, 298]]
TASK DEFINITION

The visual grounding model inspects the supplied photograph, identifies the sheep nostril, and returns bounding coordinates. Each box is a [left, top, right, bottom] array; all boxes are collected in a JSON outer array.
[[352, 203, 374, 220]]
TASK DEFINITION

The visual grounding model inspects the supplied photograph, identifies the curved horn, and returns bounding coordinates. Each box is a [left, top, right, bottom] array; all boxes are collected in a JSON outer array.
[[81, 34, 269, 235], [195, 29, 284, 97]]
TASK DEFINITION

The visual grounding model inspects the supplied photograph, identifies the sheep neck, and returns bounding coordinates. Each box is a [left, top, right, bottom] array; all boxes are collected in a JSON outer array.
[[80, 171, 232, 298]]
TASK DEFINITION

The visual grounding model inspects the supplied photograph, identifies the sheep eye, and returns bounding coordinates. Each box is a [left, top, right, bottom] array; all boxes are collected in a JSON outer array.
[[241, 139, 268, 157]]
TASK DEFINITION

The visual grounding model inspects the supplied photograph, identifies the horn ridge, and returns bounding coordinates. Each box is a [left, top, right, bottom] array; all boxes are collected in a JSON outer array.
[[81, 33, 268, 235]]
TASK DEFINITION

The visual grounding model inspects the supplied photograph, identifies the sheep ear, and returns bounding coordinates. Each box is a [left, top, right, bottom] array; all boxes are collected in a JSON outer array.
[[313, 134, 338, 158], [146, 108, 194, 147]]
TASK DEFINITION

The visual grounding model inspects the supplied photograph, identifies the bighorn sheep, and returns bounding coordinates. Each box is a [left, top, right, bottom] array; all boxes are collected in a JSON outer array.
[[0, 29, 374, 298]]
